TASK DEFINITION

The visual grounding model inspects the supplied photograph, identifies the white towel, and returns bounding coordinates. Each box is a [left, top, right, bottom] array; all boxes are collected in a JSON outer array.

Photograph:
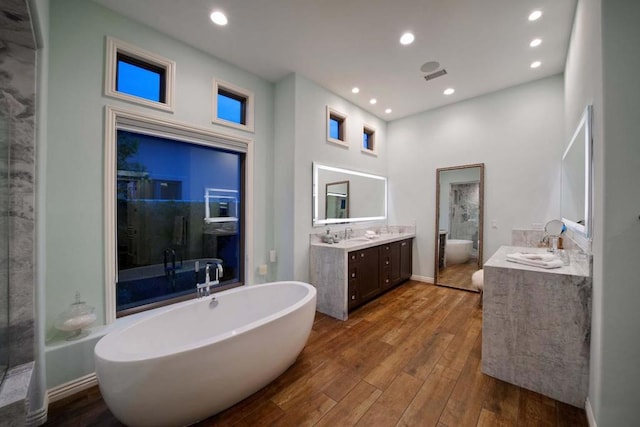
[[506, 253, 564, 269], [516, 252, 558, 262]]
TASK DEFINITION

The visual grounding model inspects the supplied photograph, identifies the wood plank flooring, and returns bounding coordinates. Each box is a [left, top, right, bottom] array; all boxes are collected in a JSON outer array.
[[437, 261, 480, 291], [45, 282, 588, 427]]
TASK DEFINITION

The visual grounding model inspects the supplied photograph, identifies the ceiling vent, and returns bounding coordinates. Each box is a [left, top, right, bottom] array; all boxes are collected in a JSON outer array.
[[424, 69, 447, 82]]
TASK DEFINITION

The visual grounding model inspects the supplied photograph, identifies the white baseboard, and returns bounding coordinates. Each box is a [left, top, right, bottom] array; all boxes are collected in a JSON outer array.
[[26, 394, 48, 427], [410, 274, 434, 284], [585, 398, 597, 427], [47, 373, 98, 404]]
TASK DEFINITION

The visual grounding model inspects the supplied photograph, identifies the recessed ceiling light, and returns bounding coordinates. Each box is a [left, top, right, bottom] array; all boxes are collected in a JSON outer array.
[[400, 32, 415, 45], [210, 11, 228, 26], [351, 87, 360, 94], [369, 98, 377, 105], [528, 10, 542, 21], [530, 38, 542, 47], [530, 61, 542, 69], [385, 108, 392, 114], [443, 88, 455, 96]]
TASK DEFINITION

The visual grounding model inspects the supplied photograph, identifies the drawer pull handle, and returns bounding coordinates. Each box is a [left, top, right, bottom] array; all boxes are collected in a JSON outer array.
[[361, 253, 364, 258], [402, 242, 407, 246], [351, 295, 356, 300], [351, 273, 356, 278], [386, 261, 389, 265], [385, 279, 389, 283]]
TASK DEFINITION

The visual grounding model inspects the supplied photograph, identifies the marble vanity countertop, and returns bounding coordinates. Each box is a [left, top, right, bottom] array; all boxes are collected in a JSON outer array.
[[310, 231, 416, 251], [485, 245, 591, 277]]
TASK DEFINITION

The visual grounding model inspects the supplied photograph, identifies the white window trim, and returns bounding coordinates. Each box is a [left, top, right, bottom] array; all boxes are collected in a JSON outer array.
[[362, 123, 378, 156], [326, 106, 349, 148], [212, 79, 255, 133], [104, 105, 254, 323], [104, 36, 176, 112]]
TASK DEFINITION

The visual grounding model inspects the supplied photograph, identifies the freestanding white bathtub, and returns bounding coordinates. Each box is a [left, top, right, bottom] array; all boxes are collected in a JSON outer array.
[[94, 281, 317, 427], [445, 239, 474, 264]]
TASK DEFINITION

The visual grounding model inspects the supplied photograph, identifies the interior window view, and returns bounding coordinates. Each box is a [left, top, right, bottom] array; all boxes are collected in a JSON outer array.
[[4, 1, 639, 426], [116, 130, 242, 314]]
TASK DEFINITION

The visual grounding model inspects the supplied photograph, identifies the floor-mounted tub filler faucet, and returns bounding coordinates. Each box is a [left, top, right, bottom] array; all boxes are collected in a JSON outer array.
[[196, 261, 224, 297]]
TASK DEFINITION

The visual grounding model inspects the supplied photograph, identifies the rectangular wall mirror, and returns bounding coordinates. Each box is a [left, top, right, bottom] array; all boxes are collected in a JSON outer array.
[[434, 163, 484, 292], [561, 105, 593, 241], [313, 163, 387, 226]]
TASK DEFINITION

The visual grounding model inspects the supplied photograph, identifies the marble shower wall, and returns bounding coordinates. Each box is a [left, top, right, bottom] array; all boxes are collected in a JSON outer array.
[[0, 0, 37, 368]]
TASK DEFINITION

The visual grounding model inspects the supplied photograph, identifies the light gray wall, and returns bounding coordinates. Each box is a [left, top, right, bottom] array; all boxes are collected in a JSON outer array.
[[387, 75, 564, 281], [273, 74, 296, 280], [44, 0, 275, 386], [564, 1, 604, 420], [566, 0, 640, 424], [284, 74, 388, 282], [599, 1, 640, 419]]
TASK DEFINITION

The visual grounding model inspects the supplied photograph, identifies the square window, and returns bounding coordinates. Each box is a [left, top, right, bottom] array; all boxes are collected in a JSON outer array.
[[217, 89, 246, 125], [105, 37, 175, 112], [116, 53, 165, 102], [213, 80, 254, 132], [329, 117, 341, 140], [327, 106, 348, 147], [362, 124, 377, 155]]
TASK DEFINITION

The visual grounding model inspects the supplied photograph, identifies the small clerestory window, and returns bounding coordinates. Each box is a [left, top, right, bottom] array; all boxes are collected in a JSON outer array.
[[105, 37, 175, 112], [212, 79, 255, 132], [362, 124, 377, 155], [326, 106, 348, 147]]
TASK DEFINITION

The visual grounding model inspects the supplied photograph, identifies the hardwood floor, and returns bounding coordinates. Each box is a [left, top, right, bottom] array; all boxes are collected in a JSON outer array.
[[438, 261, 480, 291], [45, 282, 588, 426]]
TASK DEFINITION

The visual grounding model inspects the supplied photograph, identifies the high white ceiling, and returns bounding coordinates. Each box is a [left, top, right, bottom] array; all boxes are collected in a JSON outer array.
[[92, 0, 577, 121]]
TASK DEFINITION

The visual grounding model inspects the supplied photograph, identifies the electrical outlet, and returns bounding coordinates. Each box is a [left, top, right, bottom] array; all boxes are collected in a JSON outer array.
[[491, 220, 498, 229], [269, 249, 277, 263]]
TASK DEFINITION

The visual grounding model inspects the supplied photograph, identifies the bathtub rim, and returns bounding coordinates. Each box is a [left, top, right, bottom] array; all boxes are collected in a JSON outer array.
[[445, 239, 474, 246], [95, 281, 316, 363]]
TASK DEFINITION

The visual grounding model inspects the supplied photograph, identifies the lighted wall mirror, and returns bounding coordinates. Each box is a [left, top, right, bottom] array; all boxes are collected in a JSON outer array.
[[561, 105, 593, 241], [434, 163, 484, 292], [313, 163, 387, 226]]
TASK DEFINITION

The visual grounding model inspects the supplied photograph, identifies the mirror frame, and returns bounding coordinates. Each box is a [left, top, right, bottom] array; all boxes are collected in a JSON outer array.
[[312, 163, 387, 226], [434, 163, 485, 290], [561, 104, 593, 241]]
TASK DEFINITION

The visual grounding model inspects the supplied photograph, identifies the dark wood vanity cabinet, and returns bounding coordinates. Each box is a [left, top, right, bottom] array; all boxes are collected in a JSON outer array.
[[348, 247, 380, 308], [380, 241, 401, 289], [400, 239, 413, 281], [348, 238, 413, 310]]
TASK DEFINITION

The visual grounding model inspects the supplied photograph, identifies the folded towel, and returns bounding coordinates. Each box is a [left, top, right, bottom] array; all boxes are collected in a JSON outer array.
[[515, 252, 558, 262], [506, 253, 564, 269]]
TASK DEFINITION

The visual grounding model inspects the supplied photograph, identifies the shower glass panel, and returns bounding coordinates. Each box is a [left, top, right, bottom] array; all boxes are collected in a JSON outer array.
[[0, 99, 10, 381], [116, 130, 243, 316]]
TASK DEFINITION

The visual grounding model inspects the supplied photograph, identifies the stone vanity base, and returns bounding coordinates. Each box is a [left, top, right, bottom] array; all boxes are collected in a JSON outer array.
[[482, 246, 592, 407]]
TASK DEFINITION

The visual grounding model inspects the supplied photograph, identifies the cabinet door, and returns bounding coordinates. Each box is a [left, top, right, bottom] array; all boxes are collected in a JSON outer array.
[[348, 260, 359, 308], [359, 246, 380, 301], [400, 239, 413, 281], [380, 242, 401, 289]]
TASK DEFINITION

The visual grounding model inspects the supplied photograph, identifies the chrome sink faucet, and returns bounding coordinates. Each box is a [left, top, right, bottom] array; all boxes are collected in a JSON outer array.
[[344, 227, 353, 240]]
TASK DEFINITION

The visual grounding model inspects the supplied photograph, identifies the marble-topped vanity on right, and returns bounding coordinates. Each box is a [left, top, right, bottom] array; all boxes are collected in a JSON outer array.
[[482, 245, 592, 407]]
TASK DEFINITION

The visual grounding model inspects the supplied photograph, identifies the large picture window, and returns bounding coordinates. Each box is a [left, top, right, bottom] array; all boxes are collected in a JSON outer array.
[[115, 129, 244, 316]]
